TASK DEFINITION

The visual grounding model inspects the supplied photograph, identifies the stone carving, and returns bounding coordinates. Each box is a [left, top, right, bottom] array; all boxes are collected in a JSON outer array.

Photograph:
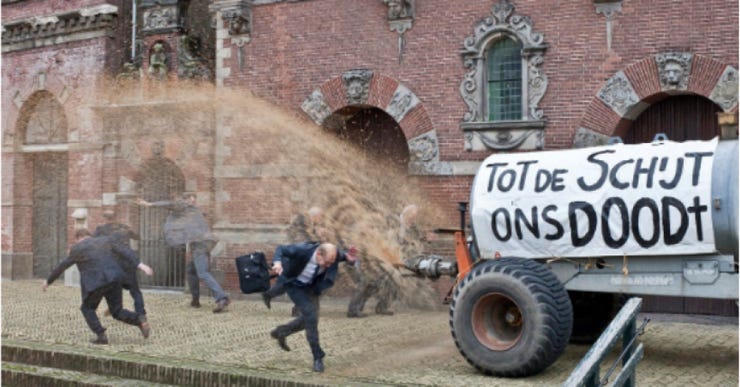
[[460, 0, 548, 123], [301, 90, 332, 125], [386, 85, 419, 122], [382, 0, 414, 63], [142, 4, 179, 32], [148, 42, 168, 80], [383, 0, 414, 20], [116, 62, 140, 81], [655, 52, 692, 91], [223, 7, 251, 36], [572, 127, 610, 149], [598, 71, 639, 117], [178, 36, 211, 80], [527, 53, 547, 120], [709, 66, 739, 112], [408, 131, 438, 162], [594, 1, 622, 50], [473, 129, 542, 150], [342, 69, 373, 105]]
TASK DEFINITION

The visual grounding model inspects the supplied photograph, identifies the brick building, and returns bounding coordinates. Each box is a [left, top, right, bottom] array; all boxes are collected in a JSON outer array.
[[2, 0, 738, 313]]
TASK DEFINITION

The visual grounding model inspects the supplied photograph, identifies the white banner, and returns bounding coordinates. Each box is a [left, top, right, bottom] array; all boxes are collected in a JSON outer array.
[[471, 138, 718, 259]]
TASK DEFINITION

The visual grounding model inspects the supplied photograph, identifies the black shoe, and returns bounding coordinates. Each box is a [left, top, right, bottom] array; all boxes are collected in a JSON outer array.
[[261, 292, 271, 309], [191, 298, 201, 308], [347, 311, 367, 318], [313, 358, 324, 373], [213, 298, 230, 313], [139, 321, 151, 339], [91, 332, 108, 345], [270, 329, 291, 351]]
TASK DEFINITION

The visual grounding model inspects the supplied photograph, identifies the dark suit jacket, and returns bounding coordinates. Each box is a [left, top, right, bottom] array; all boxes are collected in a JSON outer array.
[[46, 236, 141, 300], [94, 223, 140, 242], [273, 242, 348, 294]]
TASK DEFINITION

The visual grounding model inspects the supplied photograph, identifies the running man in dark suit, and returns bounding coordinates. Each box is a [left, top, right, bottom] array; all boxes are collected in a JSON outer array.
[[268, 242, 356, 372], [93, 209, 146, 319], [42, 229, 154, 344]]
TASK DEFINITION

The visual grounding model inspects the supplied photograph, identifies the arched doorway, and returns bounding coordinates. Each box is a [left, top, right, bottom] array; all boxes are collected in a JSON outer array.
[[625, 94, 736, 316], [325, 107, 410, 168], [137, 155, 186, 288], [18, 91, 69, 277]]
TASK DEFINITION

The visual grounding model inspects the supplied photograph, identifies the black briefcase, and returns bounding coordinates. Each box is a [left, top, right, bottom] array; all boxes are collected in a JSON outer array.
[[235, 251, 271, 294]]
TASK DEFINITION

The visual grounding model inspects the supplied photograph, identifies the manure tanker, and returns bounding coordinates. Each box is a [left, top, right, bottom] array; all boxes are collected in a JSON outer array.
[[403, 136, 738, 377]]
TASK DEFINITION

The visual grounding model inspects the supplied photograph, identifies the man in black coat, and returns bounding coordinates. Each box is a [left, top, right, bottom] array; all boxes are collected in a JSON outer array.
[[93, 210, 146, 318], [269, 242, 356, 372], [42, 229, 154, 344]]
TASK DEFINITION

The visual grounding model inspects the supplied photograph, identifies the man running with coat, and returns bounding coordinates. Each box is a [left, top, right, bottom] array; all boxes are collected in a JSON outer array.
[[268, 242, 356, 372]]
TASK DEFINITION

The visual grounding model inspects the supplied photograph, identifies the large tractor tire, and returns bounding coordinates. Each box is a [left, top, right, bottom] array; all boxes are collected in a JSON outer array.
[[449, 258, 573, 377], [569, 291, 626, 343]]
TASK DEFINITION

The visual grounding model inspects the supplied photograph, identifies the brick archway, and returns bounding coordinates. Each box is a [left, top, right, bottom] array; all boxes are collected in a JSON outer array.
[[302, 72, 435, 144], [575, 54, 736, 145], [9, 72, 71, 149]]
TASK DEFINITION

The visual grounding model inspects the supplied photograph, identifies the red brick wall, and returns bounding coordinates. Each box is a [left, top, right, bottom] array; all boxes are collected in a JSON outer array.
[[222, 0, 737, 152]]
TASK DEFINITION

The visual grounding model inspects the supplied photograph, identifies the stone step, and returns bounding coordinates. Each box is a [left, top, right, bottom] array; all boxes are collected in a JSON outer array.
[[2, 340, 334, 387], [2, 361, 177, 386]]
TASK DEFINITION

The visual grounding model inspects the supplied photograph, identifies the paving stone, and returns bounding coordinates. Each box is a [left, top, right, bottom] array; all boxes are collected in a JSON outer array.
[[2, 280, 737, 386]]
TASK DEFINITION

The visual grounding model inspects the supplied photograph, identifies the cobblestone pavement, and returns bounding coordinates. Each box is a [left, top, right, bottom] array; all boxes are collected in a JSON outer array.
[[2, 280, 738, 386]]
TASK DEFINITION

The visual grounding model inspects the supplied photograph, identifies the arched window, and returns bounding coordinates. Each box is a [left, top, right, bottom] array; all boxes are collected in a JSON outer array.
[[486, 38, 522, 121], [460, 0, 548, 151]]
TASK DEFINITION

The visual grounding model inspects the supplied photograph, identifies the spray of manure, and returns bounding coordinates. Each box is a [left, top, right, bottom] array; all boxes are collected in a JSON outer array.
[[106, 80, 451, 310]]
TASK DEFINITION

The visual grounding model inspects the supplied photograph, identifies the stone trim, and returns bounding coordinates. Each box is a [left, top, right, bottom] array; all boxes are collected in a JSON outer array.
[[386, 84, 420, 122], [2, 4, 117, 53], [597, 71, 641, 118], [709, 66, 739, 112], [301, 90, 332, 125], [572, 127, 611, 148], [594, 0, 622, 50], [461, 120, 545, 151]]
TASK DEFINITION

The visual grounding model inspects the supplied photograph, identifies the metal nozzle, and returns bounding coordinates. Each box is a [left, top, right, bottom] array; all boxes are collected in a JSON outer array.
[[402, 255, 458, 279]]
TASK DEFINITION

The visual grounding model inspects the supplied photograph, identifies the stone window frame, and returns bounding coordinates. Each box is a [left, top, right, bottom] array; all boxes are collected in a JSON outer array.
[[460, 0, 548, 150]]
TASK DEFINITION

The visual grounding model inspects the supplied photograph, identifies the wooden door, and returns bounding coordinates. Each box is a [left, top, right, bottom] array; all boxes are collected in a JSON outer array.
[[32, 152, 68, 277]]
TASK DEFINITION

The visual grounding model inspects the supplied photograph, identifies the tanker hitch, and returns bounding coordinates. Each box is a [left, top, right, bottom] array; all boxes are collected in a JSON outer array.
[[401, 255, 458, 279]]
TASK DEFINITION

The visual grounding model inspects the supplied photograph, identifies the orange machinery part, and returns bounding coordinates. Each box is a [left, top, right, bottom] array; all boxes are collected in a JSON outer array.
[[454, 231, 474, 280]]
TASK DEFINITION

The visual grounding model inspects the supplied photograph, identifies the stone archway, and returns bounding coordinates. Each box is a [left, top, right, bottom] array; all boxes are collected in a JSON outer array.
[[137, 154, 186, 288], [573, 54, 738, 147], [300, 71, 442, 174]]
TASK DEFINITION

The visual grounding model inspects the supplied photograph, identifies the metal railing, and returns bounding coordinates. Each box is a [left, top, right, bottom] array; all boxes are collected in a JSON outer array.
[[564, 297, 649, 387]]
